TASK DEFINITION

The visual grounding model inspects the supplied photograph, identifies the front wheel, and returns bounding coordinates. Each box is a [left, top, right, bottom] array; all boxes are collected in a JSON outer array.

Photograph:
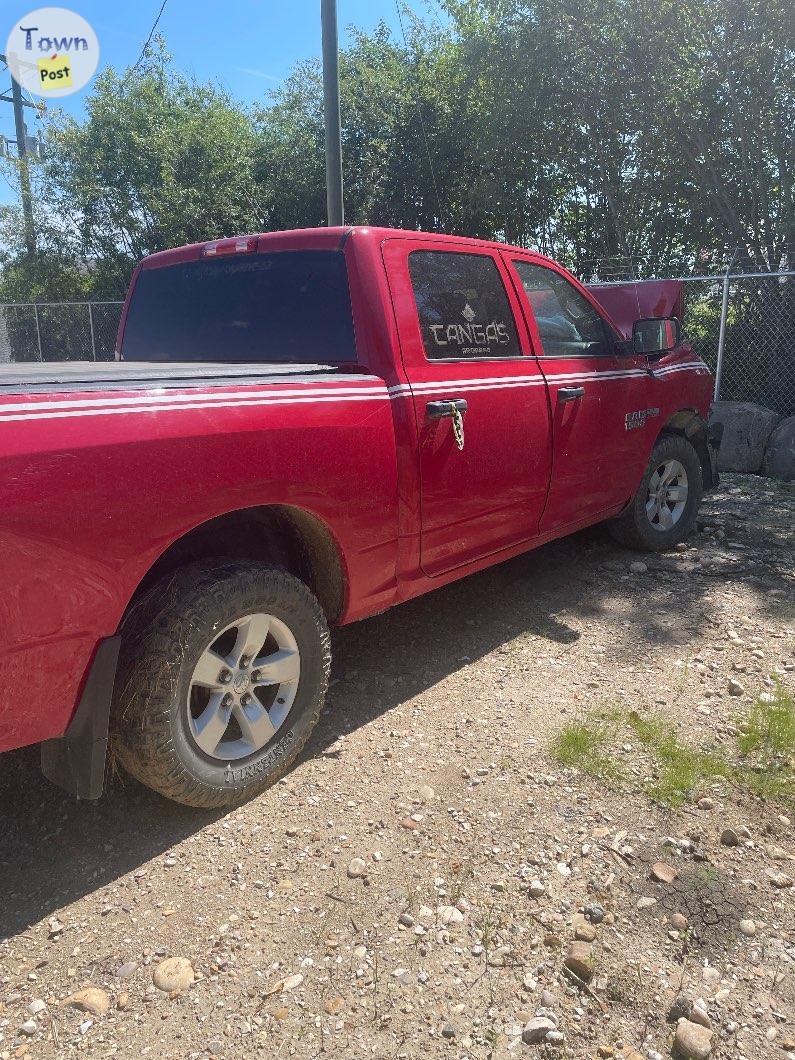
[[111, 562, 330, 808], [608, 434, 703, 551]]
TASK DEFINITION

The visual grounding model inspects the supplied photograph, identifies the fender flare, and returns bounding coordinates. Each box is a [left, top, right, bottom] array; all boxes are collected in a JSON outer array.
[[658, 409, 720, 492]]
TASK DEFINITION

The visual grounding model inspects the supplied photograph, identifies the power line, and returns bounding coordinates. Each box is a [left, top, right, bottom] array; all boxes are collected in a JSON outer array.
[[394, 0, 447, 231], [130, 0, 169, 73]]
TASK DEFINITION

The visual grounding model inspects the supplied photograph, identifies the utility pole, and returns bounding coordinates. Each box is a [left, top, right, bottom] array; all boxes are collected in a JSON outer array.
[[1, 53, 37, 254], [321, 0, 344, 226]]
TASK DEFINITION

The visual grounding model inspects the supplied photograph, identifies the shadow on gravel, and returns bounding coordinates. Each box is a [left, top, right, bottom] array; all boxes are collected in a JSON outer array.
[[0, 476, 790, 939]]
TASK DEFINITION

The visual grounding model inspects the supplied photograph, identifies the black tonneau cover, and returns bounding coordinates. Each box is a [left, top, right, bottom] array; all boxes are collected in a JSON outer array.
[[0, 361, 338, 396]]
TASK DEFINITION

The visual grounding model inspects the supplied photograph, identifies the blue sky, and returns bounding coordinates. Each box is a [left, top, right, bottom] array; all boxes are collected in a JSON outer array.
[[1, 0, 427, 205]]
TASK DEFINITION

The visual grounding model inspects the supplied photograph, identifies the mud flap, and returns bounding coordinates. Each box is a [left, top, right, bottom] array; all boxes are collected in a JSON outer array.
[[40, 636, 121, 799]]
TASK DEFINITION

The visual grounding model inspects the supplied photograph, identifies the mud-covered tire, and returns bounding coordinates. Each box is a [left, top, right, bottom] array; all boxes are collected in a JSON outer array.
[[110, 562, 330, 808], [608, 434, 703, 551]]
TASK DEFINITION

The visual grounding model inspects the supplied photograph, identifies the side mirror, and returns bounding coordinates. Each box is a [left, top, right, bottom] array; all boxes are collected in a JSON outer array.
[[633, 316, 681, 355]]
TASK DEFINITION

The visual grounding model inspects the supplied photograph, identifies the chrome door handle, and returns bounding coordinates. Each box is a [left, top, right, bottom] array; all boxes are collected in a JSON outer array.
[[558, 386, 585, 403], [426, 399, 468, 418]]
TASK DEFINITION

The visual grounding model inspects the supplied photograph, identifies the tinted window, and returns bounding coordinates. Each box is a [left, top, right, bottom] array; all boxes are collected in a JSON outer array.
[[408, 251, 521, 360], [122, 250, 356, 363], [513, 260, 610, 357]]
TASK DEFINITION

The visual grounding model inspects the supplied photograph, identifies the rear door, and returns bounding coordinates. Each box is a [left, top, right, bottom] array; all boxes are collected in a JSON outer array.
[[383, 238, 552, 577], [504, 254, 651, 533]]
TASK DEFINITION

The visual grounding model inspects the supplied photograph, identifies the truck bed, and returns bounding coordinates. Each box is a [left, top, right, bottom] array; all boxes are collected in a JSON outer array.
[[0, 361, 338, 395]]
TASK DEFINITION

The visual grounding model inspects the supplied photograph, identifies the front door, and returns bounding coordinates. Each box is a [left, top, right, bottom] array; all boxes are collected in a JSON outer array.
[[383, 239, 552, 577], [504, 254, 651, 533]]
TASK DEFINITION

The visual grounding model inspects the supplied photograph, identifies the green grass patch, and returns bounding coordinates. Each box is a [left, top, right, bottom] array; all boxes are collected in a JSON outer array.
[[551, 686, 795, 810], [550, 718, 624, 781], [737, 681, 795, 757]]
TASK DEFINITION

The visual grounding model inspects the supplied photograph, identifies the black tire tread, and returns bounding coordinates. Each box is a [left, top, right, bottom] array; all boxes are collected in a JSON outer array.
[[110, 562, 330, 809]]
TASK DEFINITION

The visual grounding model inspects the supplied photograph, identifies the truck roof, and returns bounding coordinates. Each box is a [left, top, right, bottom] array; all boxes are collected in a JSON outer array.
[[139, 225, 555, 271]]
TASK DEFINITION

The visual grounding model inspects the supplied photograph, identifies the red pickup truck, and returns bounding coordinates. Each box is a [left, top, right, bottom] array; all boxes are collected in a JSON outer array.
[[0, 226, 719, 807]]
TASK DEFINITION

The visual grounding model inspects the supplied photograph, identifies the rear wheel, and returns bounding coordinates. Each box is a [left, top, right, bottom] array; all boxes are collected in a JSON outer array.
[[608, 434, 703, 551], [111, 562, 330, 808]]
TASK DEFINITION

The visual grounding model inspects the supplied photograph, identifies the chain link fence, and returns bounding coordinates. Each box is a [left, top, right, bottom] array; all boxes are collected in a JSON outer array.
[[0, 301, 123, 363], [680, 272, 795, 416], [1, 273, 793, 415]]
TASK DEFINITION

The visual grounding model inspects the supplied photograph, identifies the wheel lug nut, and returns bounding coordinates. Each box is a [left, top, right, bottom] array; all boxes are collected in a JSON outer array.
[[239, 655, 251, 668], [219, 669, 231, 683], [241, 693, 252, 706], [251, 670, 261, 682], [222, 693, 233, 707]]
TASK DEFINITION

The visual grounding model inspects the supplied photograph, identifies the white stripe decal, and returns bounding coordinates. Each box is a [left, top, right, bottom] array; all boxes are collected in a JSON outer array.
[[0, 393, 390, 423], [0, 361, 709, 422]]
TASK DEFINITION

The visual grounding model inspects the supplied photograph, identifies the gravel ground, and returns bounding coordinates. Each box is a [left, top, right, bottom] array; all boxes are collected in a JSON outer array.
[[0, 472, 792, 1060]]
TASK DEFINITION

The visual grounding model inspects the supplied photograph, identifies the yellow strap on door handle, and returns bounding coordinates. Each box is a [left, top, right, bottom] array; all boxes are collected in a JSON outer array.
[[450, 402, 465, 451]]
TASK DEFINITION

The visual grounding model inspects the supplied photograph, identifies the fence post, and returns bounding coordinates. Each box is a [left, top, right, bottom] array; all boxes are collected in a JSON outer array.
[[33, 303, 43, 362], [88, 302, 96, 360], [713, 248, 741, 403]]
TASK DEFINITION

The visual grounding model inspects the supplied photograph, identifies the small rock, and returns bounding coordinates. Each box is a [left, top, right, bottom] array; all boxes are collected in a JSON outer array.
[[441, 1024, 455, 1040], [152, 957, 194, 993], [637, 897, 657, 910], [738, 919, 756, 937], [630, 561, 648, 574], [564, 941, 594, 982], [766, 869, 793, 888], [727, 678, 745, 696], [674, 1017, 713, 1058], [438, 905, 464, 925], [690, 1004, 711, 1030], [281, 974, 304, 993], [697, 798, 714, 810], [575, 922, 597, 942], [720, 828, 740, 847], [116, 992, 130, 1011], [651, 861, 677, 884], [546, 1030, 565, 1046], [584, 903, 605, 923], [529, 879, 546, 898], [398, 912, 415, 928], [323, 995, 344, 1015], [522, 1017, 557, 1044], [64, 987, 110, 1016], [540, 989, 556, 1008], [670, 913, 689, 930], [347, 858, 367, 879], [115, 961, 138, 978], [27, 1000, 46, 1016], [667, 994, 693, 1023], [19, 1019, 37, 1036]]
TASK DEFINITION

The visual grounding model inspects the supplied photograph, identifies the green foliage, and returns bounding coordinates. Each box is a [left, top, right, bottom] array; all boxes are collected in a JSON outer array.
[[551, 718, 624, 781], [1, 1, 792, 300], [737, 681, 795, 759], [553, 691, 795, 809]]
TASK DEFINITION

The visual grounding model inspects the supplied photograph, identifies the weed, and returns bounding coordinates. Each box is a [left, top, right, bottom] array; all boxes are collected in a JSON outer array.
[[550, 718, 623, 781], [737, 680, 795, 757], [551, 686, 795, 810]]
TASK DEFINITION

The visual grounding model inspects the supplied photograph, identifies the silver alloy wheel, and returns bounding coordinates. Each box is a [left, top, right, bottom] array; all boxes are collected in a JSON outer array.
[[187, 613, 300, 761], [645, 458, 689, 531]]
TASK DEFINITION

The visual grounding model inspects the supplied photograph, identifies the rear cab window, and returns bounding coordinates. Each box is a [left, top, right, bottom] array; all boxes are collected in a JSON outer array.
[[121, 250, 356, 364], [408, 251, 521, 360]]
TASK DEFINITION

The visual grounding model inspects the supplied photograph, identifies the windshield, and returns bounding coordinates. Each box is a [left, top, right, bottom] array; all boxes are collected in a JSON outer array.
[[121, 250, 355, 364]]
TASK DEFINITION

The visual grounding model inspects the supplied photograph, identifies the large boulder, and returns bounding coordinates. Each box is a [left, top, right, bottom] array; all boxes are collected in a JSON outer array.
[[762, 416, 795, 480], [709, 401, 781, 473]]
